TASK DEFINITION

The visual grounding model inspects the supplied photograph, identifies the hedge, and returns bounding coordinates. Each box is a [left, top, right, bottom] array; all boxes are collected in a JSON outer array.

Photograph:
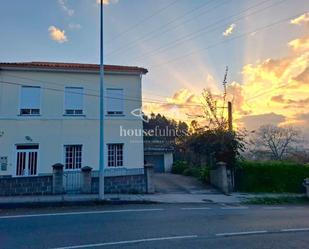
[[235, 161, 309, 193]]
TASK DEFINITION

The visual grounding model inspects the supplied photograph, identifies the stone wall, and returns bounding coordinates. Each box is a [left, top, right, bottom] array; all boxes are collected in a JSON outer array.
[[92, 174, 146, 194], [0, 176, 52, 196]]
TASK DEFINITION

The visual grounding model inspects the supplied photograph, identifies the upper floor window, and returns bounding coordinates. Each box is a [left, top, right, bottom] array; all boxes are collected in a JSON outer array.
[[20, 86, 41, 115], [64, 87, 84, 115], [106, 88, 124, 115]]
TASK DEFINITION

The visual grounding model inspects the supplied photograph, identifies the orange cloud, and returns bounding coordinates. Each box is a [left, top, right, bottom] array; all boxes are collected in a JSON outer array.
[[290, 12, 309, 25], [48, 26, 68, 43]]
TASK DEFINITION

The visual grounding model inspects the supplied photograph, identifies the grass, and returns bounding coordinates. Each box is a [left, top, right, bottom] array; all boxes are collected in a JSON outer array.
[[243, 196, 309, 205]]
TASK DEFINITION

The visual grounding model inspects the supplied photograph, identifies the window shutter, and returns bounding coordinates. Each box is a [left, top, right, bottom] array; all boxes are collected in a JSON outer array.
[[20, 86, 41, 109], [106, 89, 123, 114], [65, 87, 84, 110]]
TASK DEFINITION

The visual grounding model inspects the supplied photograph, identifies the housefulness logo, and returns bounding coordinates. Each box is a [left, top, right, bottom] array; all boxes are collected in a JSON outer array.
[[131, 108, 149, 123]]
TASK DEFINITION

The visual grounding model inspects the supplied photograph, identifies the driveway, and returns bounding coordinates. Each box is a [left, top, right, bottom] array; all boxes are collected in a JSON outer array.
[[153, 173, 219, 194]]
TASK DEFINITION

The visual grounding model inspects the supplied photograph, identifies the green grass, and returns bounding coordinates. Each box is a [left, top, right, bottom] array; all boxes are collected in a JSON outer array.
[[243, 196, 309, 205]]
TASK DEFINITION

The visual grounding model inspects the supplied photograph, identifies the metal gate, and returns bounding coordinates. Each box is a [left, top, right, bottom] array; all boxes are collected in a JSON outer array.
[[63, 171, 83, 193]]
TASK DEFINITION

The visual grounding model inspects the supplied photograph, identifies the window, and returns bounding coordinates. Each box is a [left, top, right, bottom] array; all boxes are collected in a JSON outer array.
[[106, 88, 124, 115], [20, 86, 41, 115], [64, 145, 82, 170], [64, 87, 84, 115], [107, 144, 123, 167]]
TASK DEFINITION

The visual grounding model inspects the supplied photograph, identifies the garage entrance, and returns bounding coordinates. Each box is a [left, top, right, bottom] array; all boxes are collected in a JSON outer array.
[[145, 155, 164, 173]]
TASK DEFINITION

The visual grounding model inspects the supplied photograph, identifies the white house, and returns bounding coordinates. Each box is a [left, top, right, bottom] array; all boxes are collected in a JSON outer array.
[[0, 62, 148, 179]]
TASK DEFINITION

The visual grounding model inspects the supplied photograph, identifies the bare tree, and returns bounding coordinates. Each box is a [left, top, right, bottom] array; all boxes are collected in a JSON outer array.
[[253, 124, 300, 160]]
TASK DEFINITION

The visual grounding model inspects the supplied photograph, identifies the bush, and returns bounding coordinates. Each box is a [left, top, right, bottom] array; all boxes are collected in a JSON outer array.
[[171, 161, 189, 174], [199, 167, 210, 183], [235, 161, 309, 193]]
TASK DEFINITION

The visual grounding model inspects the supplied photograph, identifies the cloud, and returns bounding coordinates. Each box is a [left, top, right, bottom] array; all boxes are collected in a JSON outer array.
[[223, 23, 236, 37], [290, 12, 309, 25], [58, 0, 74, 16], [288, 37, 309, 52], [48, 26, 68, 43], [238, 113, 286, 131], [294, 66, 309, 84], [271, 94, 309, 108], [68, 23, 82, 30], [96, 0, 119, 4]]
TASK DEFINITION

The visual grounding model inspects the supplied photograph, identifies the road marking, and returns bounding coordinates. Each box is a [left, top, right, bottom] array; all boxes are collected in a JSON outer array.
[[181, 207, 211, 210], [281, 228, 309, 232], [263, 207, 286, 210], [220, 206, 249, 210], [0, 208, 164, 219], [51, 235, 198, 249], [216, 230, 268, 237]]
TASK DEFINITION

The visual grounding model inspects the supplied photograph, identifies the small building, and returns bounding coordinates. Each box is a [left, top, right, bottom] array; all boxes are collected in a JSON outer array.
[[144, 147, 174, 173]]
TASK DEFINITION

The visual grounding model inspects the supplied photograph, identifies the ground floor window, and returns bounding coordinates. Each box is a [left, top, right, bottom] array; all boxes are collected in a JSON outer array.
[[16, 144, 39, 176], [107, 144, 123, 167], [64, 145, 82, 170]]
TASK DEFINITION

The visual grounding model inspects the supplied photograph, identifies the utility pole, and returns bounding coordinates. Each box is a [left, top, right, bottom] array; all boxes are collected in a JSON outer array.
[[99, 0, 105, 200], [228, 101, 233, 132]]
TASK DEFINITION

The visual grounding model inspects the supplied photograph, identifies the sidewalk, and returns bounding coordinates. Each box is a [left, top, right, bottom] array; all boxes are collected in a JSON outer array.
[[0, 192, 305, 207], [0, 193, 241, 207]]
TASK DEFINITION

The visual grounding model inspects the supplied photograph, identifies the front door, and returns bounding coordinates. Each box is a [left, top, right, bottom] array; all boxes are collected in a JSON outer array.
[[16, 144, 39, 176]]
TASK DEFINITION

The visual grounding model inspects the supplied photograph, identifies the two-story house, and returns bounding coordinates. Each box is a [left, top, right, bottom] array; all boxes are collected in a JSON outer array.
[[0, 62, 148, 184]]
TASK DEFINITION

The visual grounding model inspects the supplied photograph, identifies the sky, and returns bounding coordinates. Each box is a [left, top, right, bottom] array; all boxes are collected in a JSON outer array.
[[0, 0, 309, 135]]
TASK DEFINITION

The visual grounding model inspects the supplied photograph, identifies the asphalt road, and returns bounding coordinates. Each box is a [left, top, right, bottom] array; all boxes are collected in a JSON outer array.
[[1, 203, 309, 249]]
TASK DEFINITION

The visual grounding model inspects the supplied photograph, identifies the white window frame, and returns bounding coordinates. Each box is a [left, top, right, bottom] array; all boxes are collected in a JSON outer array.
[[14, 144, 39, 177], [19, 86, 41, 116], [64, 87, 84, 116], [107, 144, 124, 167], [64, 144, 83, 171], [106, 88, 124, 115]]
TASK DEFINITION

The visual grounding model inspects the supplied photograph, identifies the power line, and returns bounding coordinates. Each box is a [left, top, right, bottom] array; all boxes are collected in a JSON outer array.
[[105, 0, 222, 57], [105, 0, 179, 44], [129, 0, 286, 63], [147, 11, 306, 69], [0, 79, 212, 108], [2, 73, 172, 103]]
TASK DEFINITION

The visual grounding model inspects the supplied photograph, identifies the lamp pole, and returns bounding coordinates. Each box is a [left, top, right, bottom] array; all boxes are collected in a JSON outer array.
[[99, 0, 105, 200]]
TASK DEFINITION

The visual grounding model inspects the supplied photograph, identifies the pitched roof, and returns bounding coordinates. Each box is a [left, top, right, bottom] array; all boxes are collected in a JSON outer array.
[[0, 62, 148, 74]]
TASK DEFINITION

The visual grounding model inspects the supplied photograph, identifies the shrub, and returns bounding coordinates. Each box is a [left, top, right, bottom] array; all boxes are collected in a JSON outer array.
[[235, 161, 309, 193], [171, 161, 189, 174], [199, 167, 210, 183]]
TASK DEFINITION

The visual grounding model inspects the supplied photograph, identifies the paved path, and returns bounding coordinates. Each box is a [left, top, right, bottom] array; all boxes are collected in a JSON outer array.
[[1, 203, 309, 249], [153, 173, 218, 194]]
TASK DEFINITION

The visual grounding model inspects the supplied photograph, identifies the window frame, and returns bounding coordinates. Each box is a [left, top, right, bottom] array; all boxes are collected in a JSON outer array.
[[64, 87, 84, 116], [106, 88, 124, 116], [64, 144, 83, 171], [107, 143, 124, 167], [19, 86, 41, 116]]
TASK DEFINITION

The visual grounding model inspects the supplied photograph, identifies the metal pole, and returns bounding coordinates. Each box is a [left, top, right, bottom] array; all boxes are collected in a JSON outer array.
[[99, 0, 105, 199]]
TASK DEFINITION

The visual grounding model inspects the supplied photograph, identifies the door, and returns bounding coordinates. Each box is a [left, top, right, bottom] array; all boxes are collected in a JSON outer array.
[[145, 155, 165, 173], [16, 144, 39, 176]]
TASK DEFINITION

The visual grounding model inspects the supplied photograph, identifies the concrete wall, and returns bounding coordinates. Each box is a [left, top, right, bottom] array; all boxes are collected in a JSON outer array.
[[0, 175, 52, 196], [164, 152, 173, 172], [210, 162, 233, 194], [0, 69, 144, 176]]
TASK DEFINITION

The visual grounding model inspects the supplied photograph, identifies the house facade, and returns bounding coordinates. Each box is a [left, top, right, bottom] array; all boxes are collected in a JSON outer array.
[[0, 62, 148, 181]]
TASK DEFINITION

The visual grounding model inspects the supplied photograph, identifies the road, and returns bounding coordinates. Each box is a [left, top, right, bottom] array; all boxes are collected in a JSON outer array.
[[1, 203, 309, 249]]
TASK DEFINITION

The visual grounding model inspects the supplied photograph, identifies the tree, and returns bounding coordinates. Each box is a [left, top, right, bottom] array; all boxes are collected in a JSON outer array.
[[252, 124, 300, 160]]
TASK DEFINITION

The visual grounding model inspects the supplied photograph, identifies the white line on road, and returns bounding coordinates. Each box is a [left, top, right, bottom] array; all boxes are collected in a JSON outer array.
[[216, 230, 268, 237], [181, 207, 212, 210], [263, 207, 286, 210], [50, 235, 198, 249], [220, 206, 249, 210], [281, 228, 309, 232], [0, 208, 164, 219]]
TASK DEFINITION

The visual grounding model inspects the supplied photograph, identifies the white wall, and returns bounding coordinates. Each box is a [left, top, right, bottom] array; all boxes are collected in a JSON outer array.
[[0, 69, 144, 176]]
